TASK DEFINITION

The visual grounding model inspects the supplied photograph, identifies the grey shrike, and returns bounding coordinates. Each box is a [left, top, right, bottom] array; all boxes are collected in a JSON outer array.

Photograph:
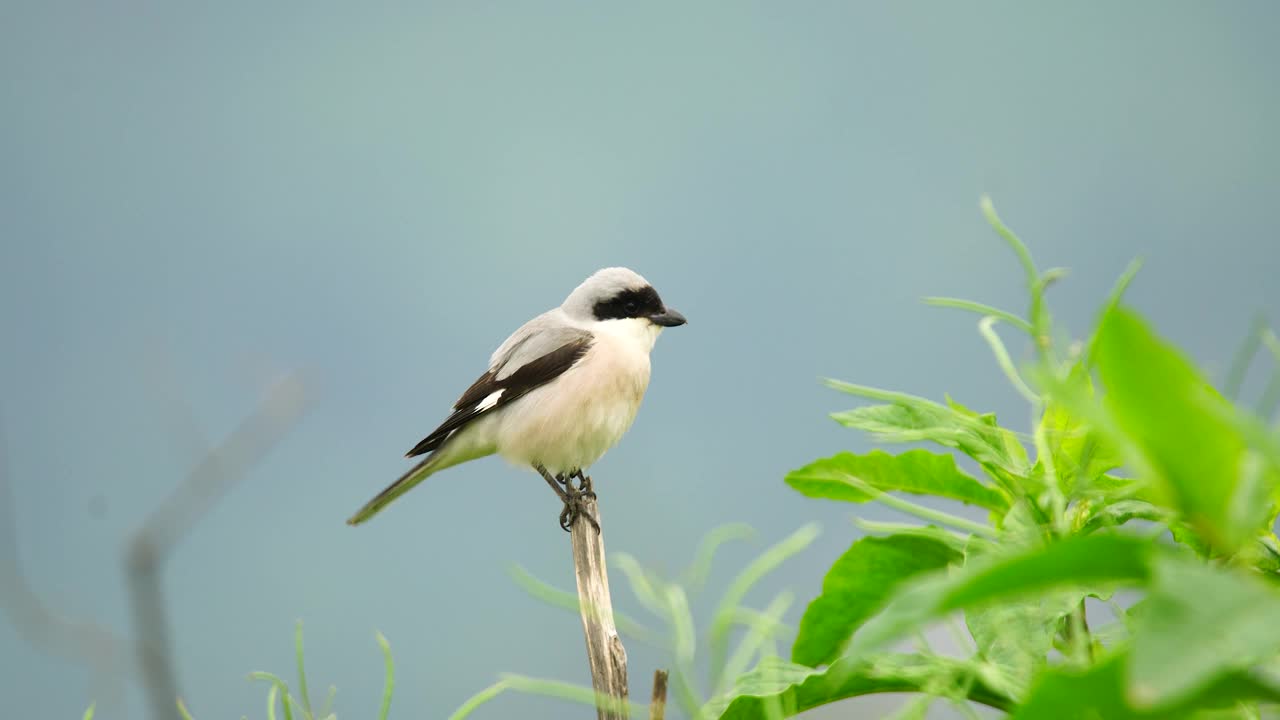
[[346, 267, 686, 530]]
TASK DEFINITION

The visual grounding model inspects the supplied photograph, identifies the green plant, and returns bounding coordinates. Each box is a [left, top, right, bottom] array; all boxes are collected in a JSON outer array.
[[710, 197, 1280, 718], [175, 621, 395, 720], [451, 522, 820, 719], [90, 199, 1280, 719]]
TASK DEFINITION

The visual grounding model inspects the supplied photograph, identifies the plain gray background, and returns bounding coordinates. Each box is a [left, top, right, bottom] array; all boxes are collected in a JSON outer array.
[[3, 2, 1278, 718]]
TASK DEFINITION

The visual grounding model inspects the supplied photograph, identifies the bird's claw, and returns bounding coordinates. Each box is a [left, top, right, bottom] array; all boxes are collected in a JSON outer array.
[[559, 493, 600, 533], [572, 469, 597, 499], [557, 471, 600, 533]]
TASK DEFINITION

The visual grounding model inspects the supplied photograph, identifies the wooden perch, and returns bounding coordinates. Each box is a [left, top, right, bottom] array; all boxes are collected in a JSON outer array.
[[569, 494, 629, 719]]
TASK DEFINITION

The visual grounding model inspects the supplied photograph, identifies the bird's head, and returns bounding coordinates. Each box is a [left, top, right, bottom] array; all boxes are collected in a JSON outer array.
[[562, 267, 687, 335]]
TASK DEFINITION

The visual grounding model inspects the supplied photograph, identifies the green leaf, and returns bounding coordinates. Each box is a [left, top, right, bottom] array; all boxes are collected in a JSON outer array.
[[1041, 399, 1123, 494], [849, 534, 1152, 656], [707, 655, 1012, 720], [1087, 474, 1152, 501], [1012, 653, 1133, 719], [965, 590, 1082, 700], [82, 704, 96, 720], [1128, 555, 1280, 710], [824, 381, 1030, 487], [1094, 307, 1273, 552], [786, 450, 1009, 512], [944, 534, 1149, 608], [997, 498, 1049, 546], [1078, 499, 1171, 535], [1014, 651, 1280, 719], [1236, 535, 1280, 577], [792, 535, 961, 667], [852, 519, 973, 554], [946, 395, 1032, 477]]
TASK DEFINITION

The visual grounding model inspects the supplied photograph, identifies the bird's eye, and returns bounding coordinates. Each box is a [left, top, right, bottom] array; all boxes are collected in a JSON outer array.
[[624, 301, 639, 314]]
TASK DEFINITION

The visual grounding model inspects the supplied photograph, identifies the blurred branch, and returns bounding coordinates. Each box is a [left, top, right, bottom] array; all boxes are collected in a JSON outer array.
[[0, 415, 130, 714], [128, 372, 308, 720]]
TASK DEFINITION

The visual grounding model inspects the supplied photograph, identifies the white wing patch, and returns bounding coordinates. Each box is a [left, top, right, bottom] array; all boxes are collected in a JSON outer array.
[[476, 389, 505, 412]]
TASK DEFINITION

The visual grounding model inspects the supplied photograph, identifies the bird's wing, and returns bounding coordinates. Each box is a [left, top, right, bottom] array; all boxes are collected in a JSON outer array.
[[404, 323, 593, 458]]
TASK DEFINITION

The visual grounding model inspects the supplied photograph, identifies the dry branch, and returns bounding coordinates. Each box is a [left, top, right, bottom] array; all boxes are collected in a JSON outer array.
[[0, 416, 129, 713], [569, 494, 629, 719], [649, 669, 669, 720], [126, 372, 307, 719]]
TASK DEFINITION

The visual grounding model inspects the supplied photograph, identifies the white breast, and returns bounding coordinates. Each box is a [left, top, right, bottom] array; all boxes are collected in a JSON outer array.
[[494, 319, 657, 475]]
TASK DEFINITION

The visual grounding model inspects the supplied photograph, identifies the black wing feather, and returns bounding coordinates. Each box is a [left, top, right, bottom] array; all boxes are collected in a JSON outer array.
[[404, 337, 593, 458]]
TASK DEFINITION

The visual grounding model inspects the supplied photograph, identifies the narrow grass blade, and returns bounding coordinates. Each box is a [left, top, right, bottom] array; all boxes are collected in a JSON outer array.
[[377, 631, 395, 720], [661, 584, 706, 719], [709, 524, 819, 689], [320, 685, 337, 719], [248, 673, 294, 720], [448, 680, 509, 720], [684, 522, 756, 592], [720, 591, 793, 696], [840, 472, 995, 537], [1260, 329, 1280, 420], [612, 553, 668, 616], [500, 674, 650, 717], [923, 297, 1033, 334], [294, 621, 312, 715], [980, 195, 1038, 291], [979, 316, 1040, 406], [508, 563, 658, 645], [1224, 314, 1268, 401]]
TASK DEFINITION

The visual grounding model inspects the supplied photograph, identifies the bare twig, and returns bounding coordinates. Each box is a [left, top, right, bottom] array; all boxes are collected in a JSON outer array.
[[0, 365, 308, 720], [0, 414, 130, 714], [649, 669, 668, 720], [569, 494, 629, 719], [127, 373, 308, 720]]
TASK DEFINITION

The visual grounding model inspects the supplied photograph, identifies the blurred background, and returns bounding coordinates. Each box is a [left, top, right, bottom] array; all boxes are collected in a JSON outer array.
[[2, 2, 1278, 718]]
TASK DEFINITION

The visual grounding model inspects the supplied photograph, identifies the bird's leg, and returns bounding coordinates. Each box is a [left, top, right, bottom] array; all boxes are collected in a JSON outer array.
[[536, 465, 599, 533], [537, 465, 580, 531], [571, 468, 596, 500], [537, 465, 571, 504], [564, 468, 599, 533]]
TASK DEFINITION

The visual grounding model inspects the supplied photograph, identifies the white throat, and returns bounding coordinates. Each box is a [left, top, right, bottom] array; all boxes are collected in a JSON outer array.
[[591, 317, 662, 353]]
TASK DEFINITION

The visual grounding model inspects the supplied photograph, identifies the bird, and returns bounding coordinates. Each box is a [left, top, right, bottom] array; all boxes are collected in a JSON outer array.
[[346, 267, 686, 530]]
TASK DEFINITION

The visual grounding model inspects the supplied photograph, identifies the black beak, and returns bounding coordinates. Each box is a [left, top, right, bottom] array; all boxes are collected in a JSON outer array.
[[649, 308, 687, 327]]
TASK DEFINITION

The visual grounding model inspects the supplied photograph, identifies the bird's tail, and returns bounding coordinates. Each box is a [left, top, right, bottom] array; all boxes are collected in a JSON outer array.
[[346, 453, 441, 526]]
